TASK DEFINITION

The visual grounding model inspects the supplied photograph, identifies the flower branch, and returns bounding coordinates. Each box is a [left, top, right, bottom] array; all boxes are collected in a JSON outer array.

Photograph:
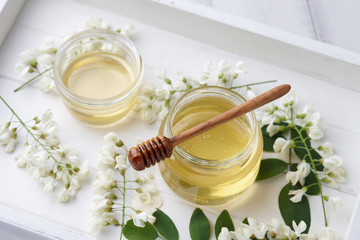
[[0, 96, 89, 202]]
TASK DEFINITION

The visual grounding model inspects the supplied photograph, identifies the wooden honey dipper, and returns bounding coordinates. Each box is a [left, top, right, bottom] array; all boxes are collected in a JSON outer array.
[[128, 84, 291, 171]]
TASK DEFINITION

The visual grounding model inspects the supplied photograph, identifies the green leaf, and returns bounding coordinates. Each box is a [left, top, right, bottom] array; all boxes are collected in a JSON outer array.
[[153, 209, 179, 240], [304, 171, 321, 195], [189, 208, 210, 240], [256, 158, 287, 181], [215, 210, 234, 239], [262, 125, 287, 152], [242, 217, 249, 225], [122, 219, 158, 240], [290, 126, 323, 171], [278, 183, 311, 233]]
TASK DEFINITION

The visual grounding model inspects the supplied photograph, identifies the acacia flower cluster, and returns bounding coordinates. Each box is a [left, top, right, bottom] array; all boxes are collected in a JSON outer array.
[[255, 90, 345, 227], [0, 97, 89, 202], [218, 218, 340, 240], [134, 60, 274, 124], [14, 16, 135, 93], [89, 132, 162, 235]]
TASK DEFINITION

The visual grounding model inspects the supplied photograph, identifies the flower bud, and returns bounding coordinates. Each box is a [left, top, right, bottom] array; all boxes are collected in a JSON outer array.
[[165, 78, 171, 84], [274, 117, 281, 124], [116, 140, 124, 147], [232, 73, 238, 79], [289, 140, 296, 149], [110, 181, 117, 189], [218, 72, 223, 79], [73, 167, 80, 173], [66, 163, 72, 168], [111, 194, 119, 201], [101, 221, 110, 226], [111, 218, 120, 225], [107, 200, 114, 206], [33, 117, 40, 124], [322, 177, 330, 183], [30, 60, 37, 68], [136, 188, 143, 193]]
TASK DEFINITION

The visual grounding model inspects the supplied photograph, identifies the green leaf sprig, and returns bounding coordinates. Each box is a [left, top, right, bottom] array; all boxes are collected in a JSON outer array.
[[256, 91, 345, 231]]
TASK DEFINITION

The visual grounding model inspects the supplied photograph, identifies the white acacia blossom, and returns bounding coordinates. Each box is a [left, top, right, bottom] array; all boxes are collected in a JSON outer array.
[[289, 188, 307, 203], [135, 60, 247, 123], [15, 17, 135, 93], [132, 211, 156, 228], [218, 218, 338, 240], [273, 137, 291, 153], [0, 108, 89, 202], [286, 162, 311, 186], [89, 133, 162, 232]]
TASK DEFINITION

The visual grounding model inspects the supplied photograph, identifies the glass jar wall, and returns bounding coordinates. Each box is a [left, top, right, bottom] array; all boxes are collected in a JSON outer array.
[[54, 29, 143, 127]]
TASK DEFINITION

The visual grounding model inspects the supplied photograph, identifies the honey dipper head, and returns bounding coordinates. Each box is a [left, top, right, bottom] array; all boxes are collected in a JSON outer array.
[[128, 146, 146, 171], [128, 135, 173, 171]]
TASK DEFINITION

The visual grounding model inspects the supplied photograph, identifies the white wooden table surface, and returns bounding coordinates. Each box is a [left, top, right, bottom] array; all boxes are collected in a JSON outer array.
[[0, 0, 360, 239], [189, 0, 360, 54]]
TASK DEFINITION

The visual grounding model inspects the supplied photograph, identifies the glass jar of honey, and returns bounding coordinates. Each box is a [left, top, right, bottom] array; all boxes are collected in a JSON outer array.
[[158, 86, 263, 205], [54, 29, 143, 127]]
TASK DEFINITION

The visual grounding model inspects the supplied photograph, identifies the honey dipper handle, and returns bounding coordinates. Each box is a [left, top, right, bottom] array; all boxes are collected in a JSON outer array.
[[171, 84, 291, 146]]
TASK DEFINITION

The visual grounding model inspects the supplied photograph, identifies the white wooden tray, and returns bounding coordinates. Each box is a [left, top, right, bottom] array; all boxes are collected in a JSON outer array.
[[0, 0, 359, 239]]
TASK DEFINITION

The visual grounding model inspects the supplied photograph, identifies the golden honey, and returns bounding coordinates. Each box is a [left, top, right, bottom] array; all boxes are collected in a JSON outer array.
[[54, 29, 143, 127], [63, 52, 134, 100], [158, 87, 263, 205]]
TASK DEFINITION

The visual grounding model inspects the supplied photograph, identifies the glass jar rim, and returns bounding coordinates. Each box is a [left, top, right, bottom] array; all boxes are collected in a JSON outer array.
[[166, 86, 258, 168], [53, 29, 143, 107]]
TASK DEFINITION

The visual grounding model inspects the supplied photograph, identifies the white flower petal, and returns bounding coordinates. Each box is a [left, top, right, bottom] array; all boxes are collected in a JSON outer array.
[[141, 108, 156, 124], [308, 126, 324, 140], [273, 138, 290, 153], [218, 227, 231, 240], [323, 155, 342, 171], [4, 138, 16, 153], [328, 197, 343, 211], [289, 189, 306, 203], [130, 192, 163, 212]]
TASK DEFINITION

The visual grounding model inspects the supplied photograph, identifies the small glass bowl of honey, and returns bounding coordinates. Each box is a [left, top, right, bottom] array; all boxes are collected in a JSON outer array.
[[54, 29, 143, 127]]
